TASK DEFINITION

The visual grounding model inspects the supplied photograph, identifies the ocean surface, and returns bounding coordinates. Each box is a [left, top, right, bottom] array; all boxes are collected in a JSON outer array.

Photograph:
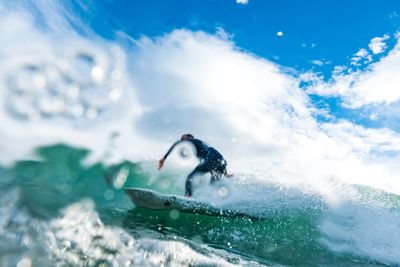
[[1, 1, 400, 266], [1, 144, 399, 266]]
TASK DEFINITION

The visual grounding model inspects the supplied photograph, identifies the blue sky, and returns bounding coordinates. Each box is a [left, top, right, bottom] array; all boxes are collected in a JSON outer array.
[[80, 0, 400, 73]]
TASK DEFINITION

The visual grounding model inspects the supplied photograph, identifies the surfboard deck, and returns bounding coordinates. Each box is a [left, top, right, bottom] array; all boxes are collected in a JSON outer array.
[[125, 187, 258, 219]]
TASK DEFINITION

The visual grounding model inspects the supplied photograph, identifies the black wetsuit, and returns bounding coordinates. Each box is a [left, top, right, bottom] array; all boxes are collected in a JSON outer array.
[[163, 139, 227, 196]]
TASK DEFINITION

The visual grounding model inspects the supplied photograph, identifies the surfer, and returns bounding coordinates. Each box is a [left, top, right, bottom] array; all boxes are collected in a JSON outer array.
[[158, 134, 232, 197]]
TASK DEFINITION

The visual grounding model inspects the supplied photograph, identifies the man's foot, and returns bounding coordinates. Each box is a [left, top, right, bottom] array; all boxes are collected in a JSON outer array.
[[184, 194, 192, 198]]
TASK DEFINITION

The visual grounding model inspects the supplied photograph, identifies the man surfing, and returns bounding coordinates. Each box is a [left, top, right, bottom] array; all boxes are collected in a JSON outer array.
[[158, 134, 232, 197]]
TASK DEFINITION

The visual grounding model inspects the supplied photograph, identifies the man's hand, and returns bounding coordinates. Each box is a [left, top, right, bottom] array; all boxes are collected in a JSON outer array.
[[158, 158, 165, 170]]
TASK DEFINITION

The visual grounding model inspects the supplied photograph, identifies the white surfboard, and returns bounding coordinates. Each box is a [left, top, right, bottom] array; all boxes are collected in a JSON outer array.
[[125, 187, 257, 218]]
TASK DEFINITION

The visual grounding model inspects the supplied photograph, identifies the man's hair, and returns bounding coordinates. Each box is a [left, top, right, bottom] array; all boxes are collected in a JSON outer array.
[[181, 133, 194, 140]]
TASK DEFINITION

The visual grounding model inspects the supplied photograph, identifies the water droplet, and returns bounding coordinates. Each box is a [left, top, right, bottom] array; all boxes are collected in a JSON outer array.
[[160, 179, 170, 189], [59, 183, 72, 194], [104, 190, 115, 200], [68, 103, 84, 118], [179, 147, 189, 158], [16, 257, 31, 267], [86, 107, 98, 119], [218, 186, 229, 198], [33, 74, 47, 88], [67, 53, 97, 86], [170, 209, 180, 220], [175, 142, 195, 164], [91, 66, 104, 83], [37, 94, 65, 115], [109, 88, 121, 101], [81, 84, 111, 109], [65, 83, 80, 100], [8, 95, 35, 119], [113, 167, 129, 189], [10, 65, 42, 95], [193, 175, 206, 187]]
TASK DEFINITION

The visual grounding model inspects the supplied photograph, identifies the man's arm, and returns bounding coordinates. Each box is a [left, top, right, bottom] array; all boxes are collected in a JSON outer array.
[[158, 141, 181, 170]]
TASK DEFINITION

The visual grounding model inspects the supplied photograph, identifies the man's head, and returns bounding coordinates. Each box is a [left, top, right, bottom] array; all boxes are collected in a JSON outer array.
[[181, 134, 194, 141]]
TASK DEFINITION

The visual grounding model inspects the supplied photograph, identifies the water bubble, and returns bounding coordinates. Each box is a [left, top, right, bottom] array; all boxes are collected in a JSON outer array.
[[109, 88, 121, 101], [218, 186, 229, 198], [160, 179, 170, 189], [169, 209, 180, 220], [175, 142, 195, 163], [8, 94, 36, 119], [57, 57, 70, 71], [10, 65, 43, 95], [33, 74, 47, 88], [70, 53, 96, 85], [68, 103, 84, 118], [193, 175, 206, 187], [179, 147, 189, 158], [59, 183, 72, 194], [80, 83, 112, 109], [16, 257, 31, 267], [65, 83, 80, 100], [113, 167, 129, 189], [5, 47, 127, 122], [36, 94, 65, 115], [91, 66, 104, 83], [86, 107, 98, 119], [104, 190, 115, 200]]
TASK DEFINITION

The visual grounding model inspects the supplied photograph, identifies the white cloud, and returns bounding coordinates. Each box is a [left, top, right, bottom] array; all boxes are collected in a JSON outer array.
[[311, 60, 323, 66], [310, 59, 331, 66], [307, 34, 400, 108], [277, 31, 283, 37], [355, 48, 369, 58], [235, 0, 249, 5], [351, 48, 372, 65], [369, 34, 390, 54]]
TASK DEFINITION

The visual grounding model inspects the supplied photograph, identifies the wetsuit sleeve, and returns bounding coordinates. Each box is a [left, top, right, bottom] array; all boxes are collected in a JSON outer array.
[[162, 141, 181, 159]]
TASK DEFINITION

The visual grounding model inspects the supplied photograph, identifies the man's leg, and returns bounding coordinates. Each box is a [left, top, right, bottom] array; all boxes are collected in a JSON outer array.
[[209, 158, 227, 184], [210, 172, 220, 184], [185, 163, 209, 196]]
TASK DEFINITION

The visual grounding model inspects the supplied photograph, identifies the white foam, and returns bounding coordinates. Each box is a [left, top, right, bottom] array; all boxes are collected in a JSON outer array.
[[0, 188, 244, 266]]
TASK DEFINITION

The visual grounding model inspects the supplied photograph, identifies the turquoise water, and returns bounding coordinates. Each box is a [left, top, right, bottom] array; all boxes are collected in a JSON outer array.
[[0, 144, 396, 266]]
